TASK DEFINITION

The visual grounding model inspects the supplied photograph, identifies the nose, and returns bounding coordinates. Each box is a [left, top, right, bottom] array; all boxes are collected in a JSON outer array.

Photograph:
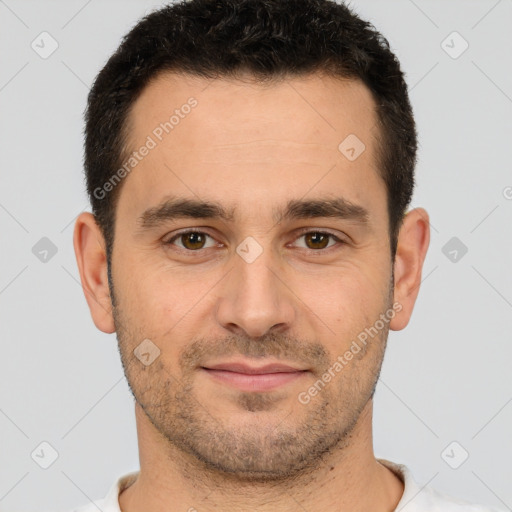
[[214, 247, 296, 339]]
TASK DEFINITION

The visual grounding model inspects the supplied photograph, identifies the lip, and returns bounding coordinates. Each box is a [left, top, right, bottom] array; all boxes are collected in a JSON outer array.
[[204, 362, 305, 374], [201, 360, 309, 392]]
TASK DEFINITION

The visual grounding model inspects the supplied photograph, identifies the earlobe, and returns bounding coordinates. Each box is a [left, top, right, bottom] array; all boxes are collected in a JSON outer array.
[[73, 212, 116, 334], [389, 208, 430, 331]]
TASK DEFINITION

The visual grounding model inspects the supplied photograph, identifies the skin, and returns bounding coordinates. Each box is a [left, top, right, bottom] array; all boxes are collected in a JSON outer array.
[[74, 71, 430, 512]]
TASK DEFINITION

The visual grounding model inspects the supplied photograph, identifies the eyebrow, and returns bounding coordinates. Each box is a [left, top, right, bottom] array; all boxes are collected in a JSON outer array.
[[137, 195, 369, 229]]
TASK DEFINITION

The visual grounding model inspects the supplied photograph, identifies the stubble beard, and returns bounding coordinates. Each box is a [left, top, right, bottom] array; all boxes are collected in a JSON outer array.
[[112, 287, 392, 483]]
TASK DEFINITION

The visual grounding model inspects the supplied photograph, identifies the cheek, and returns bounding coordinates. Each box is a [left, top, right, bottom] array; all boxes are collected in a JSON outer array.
[[296, 265, 389, 347], [114, 249, 173, 305], [113, 256, 219, 346], [111, 253, 172, 340]]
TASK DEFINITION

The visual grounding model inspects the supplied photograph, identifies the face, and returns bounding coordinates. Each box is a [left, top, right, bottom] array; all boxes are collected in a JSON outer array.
[[109, 72, 395, 480]]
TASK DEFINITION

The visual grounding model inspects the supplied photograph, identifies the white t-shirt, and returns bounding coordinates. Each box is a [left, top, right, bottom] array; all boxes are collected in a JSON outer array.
[[71, 459, 506, 512]]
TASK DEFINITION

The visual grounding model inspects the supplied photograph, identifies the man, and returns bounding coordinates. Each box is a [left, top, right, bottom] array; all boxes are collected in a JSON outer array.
[[71, 0, 503, 511]]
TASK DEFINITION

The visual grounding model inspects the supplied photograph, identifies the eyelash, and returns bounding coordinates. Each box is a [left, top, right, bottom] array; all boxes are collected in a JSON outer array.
[[164, 228, 346, 254]]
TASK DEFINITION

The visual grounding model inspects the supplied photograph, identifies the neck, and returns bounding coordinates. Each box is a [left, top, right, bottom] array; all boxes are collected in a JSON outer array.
[[119, 401, 404, 512]]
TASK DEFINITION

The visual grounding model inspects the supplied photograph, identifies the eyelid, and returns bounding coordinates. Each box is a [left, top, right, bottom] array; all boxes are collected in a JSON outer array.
[[291, 226, 346, 241], [288, 228, 346, 251], [164, 228, 219, 249], [164, 227, 347, 253]]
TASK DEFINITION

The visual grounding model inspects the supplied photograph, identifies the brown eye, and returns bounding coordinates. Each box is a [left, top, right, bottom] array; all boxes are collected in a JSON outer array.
[[181, 232, 206, 250], [167, 230, 216, 251], [304, 232, 330, 249], [292, 231, 343, 251]]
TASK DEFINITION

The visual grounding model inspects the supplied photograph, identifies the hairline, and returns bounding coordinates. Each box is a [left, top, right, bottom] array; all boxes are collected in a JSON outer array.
[[103, 68, 398, 264]]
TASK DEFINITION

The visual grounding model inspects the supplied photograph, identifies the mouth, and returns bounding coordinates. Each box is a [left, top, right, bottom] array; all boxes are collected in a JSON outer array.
[[200, 360, 309, 392]]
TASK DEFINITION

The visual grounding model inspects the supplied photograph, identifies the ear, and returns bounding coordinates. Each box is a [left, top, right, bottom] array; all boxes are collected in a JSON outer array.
[[73, 212, 115, 333], [389, 207, 430, 331]]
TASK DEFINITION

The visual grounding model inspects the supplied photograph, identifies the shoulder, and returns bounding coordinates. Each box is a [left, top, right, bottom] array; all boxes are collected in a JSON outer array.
[[378, 459, 507, 512], [64, 471, 139, 512], [418, 484, 506, 512], [64, 496, 112, 512]]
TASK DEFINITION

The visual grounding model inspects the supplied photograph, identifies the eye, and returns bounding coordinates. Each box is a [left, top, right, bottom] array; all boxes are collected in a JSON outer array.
[[165, 230, 217, 251], [292, 230, 343, 251], [164, 229, 345, 253]]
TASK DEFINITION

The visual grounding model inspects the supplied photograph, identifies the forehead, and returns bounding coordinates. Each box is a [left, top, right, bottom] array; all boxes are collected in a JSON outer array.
[[127, 70, 378, 151], [119, 71, 385, 222]]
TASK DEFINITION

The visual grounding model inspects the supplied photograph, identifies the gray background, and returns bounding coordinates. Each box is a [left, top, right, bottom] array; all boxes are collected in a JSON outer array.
[[0, 0, 511, 510]]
